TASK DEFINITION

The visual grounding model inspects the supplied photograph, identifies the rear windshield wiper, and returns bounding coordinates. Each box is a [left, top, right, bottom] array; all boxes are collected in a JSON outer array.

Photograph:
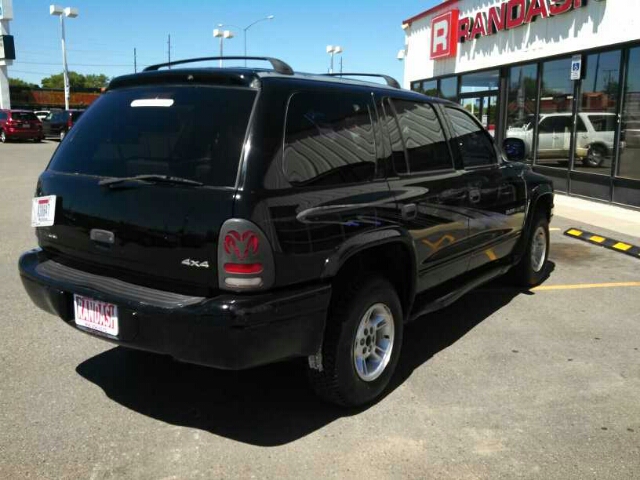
[[98, 174, 204, 187]]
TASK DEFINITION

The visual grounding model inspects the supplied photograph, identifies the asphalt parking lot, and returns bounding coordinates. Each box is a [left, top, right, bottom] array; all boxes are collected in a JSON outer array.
[[1, 141, 639, 479]]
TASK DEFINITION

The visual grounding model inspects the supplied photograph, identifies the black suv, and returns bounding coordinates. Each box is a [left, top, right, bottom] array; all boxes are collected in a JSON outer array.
[[19, 57, 553, 407]]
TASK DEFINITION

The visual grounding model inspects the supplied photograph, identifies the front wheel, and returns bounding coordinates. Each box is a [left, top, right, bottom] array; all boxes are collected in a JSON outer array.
[[510, 213, 550, 287], [307, 277, 403, 407], [0, 130, 6, 143]]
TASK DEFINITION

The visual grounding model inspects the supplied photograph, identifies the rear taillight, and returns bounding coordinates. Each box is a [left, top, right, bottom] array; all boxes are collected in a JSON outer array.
[[218, 220, 275, 291], [67, 117, 73, 129]]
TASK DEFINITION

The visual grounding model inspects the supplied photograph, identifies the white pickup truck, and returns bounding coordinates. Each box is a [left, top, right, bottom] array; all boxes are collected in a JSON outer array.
[[506, 112, 622, 167]]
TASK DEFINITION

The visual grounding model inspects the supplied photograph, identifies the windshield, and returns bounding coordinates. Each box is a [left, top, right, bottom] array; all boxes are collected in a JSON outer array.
[[48, 85, 257, 187]]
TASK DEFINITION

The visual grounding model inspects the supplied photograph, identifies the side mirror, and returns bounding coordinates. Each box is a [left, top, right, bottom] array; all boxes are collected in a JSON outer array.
[[503, 138, 526, 162]]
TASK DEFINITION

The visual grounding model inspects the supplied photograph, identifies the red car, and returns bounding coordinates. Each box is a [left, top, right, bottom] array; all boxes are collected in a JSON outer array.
[[0, 110, 44, 143]]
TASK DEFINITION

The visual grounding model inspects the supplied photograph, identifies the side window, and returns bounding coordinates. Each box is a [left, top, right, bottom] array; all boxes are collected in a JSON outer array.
[[577, 116, 588, 133], [391, 100, 452, 173], [0, 112, 7, 120], [283, 91, 376, 187], [381, 98, 408, 174], [538, 117, 553, 133], [445, 107, 496, 168]]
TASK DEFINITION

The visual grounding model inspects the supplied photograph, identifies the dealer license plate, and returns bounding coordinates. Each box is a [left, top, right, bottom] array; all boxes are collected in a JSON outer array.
[[31, 195, 56, 227], [74, 294, 119, 336]]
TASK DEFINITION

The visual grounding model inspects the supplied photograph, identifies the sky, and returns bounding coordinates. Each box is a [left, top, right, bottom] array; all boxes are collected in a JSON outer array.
[[7, 0, 437, 87]]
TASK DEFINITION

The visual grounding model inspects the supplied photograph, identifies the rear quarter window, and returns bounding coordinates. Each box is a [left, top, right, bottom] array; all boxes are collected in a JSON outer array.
[[48, 86, 257, 187], [283, 91, 376, 187]]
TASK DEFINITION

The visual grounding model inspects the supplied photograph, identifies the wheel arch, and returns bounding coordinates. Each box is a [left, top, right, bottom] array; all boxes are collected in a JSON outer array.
[[321, 230, 417, 322]]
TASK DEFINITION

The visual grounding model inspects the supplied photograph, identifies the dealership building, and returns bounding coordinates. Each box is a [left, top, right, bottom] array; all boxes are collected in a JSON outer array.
[[401, 0, 640, 208]]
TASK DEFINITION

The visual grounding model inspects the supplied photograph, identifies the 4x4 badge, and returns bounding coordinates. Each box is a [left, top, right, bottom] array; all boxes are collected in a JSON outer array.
[[181, 259, 210, 268]]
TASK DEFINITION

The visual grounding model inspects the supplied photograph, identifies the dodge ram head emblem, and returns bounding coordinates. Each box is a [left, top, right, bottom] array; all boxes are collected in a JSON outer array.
[[223, 230, 259, 260]]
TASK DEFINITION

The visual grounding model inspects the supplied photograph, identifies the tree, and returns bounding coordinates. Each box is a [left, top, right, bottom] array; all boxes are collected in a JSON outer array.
[[40, 71, 109, 89], [9, 77, 39, 88], [83, 74, 110, 88]]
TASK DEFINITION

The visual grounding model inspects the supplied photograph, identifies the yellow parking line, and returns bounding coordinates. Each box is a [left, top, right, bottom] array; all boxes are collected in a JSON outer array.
[[613, 242, 632, 251], [589, 235, 606, 243], [533, 282, 640, 291], [566, 229, 583, 236]]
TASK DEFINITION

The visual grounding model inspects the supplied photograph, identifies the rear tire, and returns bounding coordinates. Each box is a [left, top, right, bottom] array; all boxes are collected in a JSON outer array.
[[307, 276, 403, 407], [510, 213, 550, 287], [0, 130, 6, 143], [583, 144, 607, 167], [59, 130, 66, 142]]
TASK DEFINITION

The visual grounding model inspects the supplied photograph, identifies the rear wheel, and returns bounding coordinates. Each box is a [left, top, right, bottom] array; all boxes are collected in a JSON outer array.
[[59, 130, 66, 142], [510, 213, 550, 287], [307, 276, 403, 407], [583, 144, 607, 167], [0, 130, 6, 143]]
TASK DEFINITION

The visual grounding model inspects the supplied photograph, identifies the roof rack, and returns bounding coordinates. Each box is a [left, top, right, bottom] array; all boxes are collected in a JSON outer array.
[[144, 56, 294, 75], [321, 73, 401, 89]]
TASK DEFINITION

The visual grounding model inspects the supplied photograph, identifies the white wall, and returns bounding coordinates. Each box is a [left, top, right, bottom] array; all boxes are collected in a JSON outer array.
[[403, 0, 640, 87]]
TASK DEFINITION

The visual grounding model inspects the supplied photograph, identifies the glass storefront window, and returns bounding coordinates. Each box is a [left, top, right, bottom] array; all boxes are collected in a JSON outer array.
[[460, 70, 499, 94], [619, 47, 640, 181], [505, 64, 538, 161], [421, 80, 438, 96], [439, 77, 458, 101], [573, 50, 621, 174], [536, 58, 575, 169]]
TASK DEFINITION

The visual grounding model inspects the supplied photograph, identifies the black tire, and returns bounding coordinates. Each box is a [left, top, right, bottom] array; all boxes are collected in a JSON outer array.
[[0, 130, 6, 143], [583, 144, 607, 167], [510, 213, 550, 287], [59, 130, 66, 142], [307, 276, 403, 407]]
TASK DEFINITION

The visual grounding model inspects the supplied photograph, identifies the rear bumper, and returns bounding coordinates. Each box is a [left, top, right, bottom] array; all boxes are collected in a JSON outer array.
[[19, 248, 331, 369], [5, 129, 43, 139]]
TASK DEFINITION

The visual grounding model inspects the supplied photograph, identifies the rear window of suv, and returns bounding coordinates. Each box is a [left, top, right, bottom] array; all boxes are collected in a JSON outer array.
[[12, 112, 39, 121], [48, 86, 257, 187]]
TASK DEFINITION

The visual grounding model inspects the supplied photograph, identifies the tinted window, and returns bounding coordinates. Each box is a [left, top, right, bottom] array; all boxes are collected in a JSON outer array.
[[391, 100, 452, 173], [12, 112, 38, 121], [539, 116, 572, 133], [588, 114, 616, 132], [446, 107, 496, 167], [382, 99, 408, 174], [577, 116, 587, 133], [283, 91, 376, 186], [48, 86, 256, 187], [71, 111, 84, 121], [0, 112, 7, 120]]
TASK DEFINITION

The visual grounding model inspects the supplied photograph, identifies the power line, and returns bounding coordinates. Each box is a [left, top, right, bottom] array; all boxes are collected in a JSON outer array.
[[14, 60, 151, 67]]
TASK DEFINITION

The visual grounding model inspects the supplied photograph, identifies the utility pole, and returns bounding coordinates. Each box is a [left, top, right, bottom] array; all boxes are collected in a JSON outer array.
[[134, 47, 137, 73], [167, 34, 171, 69], [340, 56, 343, 74]]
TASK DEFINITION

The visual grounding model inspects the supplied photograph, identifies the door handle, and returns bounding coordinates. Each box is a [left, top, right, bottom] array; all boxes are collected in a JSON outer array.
[[401, 203, 417, 221]]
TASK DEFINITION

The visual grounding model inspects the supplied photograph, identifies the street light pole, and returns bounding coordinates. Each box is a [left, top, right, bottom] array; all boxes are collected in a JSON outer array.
[[217, 16, 274, 67], [326, 45, 343, 74], [213, 27, 234, 67], [50, 5, 78, 111]]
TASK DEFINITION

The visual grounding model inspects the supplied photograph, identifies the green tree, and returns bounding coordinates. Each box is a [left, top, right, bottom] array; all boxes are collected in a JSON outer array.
[[9, 77, 39, 88], [83, 74, 110, 88], [41, 71, 85, 89]]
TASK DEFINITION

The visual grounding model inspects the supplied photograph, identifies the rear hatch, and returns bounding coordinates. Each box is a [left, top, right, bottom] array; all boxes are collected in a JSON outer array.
[[12, 111, 41, 132], [36, 82, 257, 295]]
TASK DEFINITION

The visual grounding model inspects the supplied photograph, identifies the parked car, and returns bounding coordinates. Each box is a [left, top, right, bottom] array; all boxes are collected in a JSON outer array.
[[19, 56, 553, 407], [34, 110, 50, 121], [42, 109, 84, 141], [506, 112, 622, 167], [0, 109, 44, 143]]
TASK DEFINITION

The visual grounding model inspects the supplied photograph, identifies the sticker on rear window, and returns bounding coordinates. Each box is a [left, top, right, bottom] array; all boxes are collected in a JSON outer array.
[[31, 195, 57, 227], [130, 99, 174, 108]]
